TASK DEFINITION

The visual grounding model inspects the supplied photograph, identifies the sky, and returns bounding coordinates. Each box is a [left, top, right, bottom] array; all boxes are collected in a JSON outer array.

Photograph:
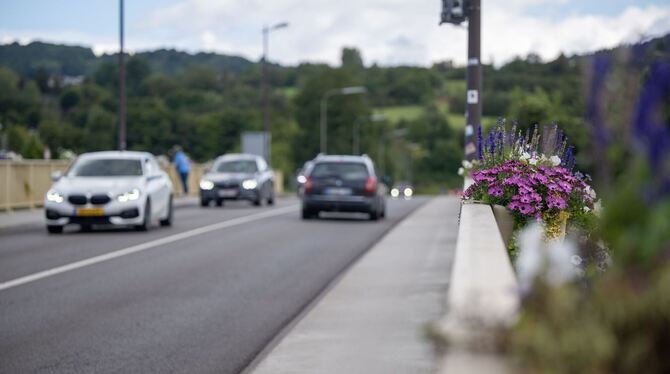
[[1, 0, 669, 67]]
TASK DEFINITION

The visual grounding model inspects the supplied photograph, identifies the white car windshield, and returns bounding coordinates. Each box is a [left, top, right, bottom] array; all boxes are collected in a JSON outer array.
[[68, 158, 144, 177], [215, 160, 257, 173]]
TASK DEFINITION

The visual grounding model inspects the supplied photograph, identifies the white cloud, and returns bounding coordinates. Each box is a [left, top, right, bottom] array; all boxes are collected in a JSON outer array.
[[2, 1, 670, 66]]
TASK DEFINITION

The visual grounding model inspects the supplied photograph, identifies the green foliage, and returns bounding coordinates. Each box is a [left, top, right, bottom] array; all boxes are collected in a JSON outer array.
[[3, 37, 666, 192], [293, 66, 370, 162], [509, 38, 670, 373]]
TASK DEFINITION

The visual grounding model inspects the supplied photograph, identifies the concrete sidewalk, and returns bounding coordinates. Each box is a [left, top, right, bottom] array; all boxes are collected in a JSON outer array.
[[0, 196, 198, 230], [251, 196, 460, 374]]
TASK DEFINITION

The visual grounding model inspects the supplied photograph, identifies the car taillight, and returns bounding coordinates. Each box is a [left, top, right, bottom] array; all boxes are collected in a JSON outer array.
[[364, 176, 377, 195], [304, 177, 313, 193]]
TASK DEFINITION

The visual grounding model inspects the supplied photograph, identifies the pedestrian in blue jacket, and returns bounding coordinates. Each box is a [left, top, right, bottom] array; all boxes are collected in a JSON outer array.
[[173, 145, 191, 195]]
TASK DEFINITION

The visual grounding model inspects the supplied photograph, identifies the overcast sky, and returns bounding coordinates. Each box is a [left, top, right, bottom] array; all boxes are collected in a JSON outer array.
[[1, 0, 669, 67]]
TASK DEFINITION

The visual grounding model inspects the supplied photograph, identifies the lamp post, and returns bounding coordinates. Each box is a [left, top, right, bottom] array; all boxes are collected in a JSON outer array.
[[320, 86, 366, 154], [353, 113, 385, 155], [378, 128, 407, 177], [261, 21, 289, 164], [118, 0, 126, 150]]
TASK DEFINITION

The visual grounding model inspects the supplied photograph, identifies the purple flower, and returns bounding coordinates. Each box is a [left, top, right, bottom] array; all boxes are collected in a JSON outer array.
[[519, 194, 533, 204], [546, 195, 567, 209], [547, 183, 561, 192], [488, 185, 504, 197], [477, 124, 484, 160], [518, 204, 535, 216], [529, 172, 549, 185], [558, 181, 573, 193]]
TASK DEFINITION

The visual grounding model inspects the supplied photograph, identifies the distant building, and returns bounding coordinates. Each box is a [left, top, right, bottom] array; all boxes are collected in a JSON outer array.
[[47, 75, 86, 89]]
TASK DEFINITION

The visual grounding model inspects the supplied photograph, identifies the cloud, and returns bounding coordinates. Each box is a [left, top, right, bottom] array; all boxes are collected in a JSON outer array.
[[135, 0, 670, 66], [2, 1, 670, 66]]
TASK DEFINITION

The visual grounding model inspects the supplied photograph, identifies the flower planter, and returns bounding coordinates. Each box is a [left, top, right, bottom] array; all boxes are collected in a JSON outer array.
[[492, 204, 514, 248]]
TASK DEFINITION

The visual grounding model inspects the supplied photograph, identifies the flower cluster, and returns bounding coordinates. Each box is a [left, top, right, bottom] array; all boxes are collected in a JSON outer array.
[[465, 120, 578, 173], [464, 160, 596, 222]]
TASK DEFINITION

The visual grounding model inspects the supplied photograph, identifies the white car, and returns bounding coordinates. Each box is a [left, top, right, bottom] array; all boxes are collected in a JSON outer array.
[[44, 151, 174, 234]]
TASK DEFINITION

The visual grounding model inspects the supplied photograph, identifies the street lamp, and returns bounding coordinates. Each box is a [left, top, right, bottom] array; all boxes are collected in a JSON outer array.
[[261, 21, 289, 163], [379, 128, 407, 177], [118, 0, 126, 150], [352, 113, 385, 155], [320, 86, 367, 154]]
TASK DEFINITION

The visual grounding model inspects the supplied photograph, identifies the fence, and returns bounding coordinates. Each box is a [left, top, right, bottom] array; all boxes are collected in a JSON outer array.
[[0, 160, 71, 211], [1, 160, 284, 211]]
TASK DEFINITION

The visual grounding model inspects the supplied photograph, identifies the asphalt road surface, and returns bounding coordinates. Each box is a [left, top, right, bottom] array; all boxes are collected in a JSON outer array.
[[0, 196, 427, 374]]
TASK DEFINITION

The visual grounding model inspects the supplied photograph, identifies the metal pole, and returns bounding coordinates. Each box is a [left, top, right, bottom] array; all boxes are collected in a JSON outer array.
[[464, 0, 481, 161], [352, 117, 361, 155], [118, 0, 126, 151], [262, 25, 270, 163], [320, 94, 328, 154]]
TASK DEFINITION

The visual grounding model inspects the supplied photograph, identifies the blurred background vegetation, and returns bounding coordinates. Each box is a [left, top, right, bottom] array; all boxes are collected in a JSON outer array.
[[0, 35, 667, 192]]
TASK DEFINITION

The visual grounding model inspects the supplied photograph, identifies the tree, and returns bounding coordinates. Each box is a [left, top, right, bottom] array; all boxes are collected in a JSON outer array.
[[126, 56, 151, 95], [341, 47, 365, 81]]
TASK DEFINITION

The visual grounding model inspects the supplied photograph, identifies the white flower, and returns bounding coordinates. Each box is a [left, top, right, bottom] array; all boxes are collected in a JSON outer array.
[[462, 160, 473, 169], [516, 223, 580, 295], [593, 200, 602, 216], [570, 255, 583, 266], [520, 152, 531, 161], [458, 167, 464, 176], [529, 157, 538, 165], [549, 155, 561, 166], [583, 206, 591, 213]]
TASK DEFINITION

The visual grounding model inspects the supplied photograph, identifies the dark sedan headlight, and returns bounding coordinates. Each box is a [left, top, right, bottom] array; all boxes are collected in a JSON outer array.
[[200, 180, 214, 190], [242, 179, 258, 190]]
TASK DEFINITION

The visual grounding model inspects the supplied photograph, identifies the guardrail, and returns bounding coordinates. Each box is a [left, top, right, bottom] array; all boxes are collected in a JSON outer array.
[[1, 160, 284, 211], [435, 177, 519, 373], [1, 160, 71, 211]]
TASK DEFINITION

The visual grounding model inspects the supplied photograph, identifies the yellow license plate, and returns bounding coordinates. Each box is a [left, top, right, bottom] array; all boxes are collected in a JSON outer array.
[[76, 208, 105, 217]]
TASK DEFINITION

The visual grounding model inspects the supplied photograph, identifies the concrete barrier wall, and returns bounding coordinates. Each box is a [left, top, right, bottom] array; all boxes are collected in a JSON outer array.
[[1, 160, 284, 211], [436, 177, 519, 373]]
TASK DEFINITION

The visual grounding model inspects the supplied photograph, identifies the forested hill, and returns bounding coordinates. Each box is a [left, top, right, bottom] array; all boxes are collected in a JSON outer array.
[[0, 41, 254, 77], [0, 34, 667, 191]]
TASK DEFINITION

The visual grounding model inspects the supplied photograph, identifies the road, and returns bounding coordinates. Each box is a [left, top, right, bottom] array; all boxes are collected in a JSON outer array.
[[0, 196, 426, 374]]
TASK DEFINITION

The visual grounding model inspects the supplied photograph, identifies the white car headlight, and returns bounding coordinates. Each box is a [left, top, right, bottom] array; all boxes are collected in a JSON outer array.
[[46, 190, 64, 203], [403, 188, 413, 198], [297, 175, 307, 184], [242, 179, 258, 190], [117, 188, 141, 202], [390, 188, 399, 198], [200, 180, 214, 190]]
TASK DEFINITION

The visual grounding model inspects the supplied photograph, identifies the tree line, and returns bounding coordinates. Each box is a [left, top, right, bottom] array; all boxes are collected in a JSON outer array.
[[1, 36, 667, 190]]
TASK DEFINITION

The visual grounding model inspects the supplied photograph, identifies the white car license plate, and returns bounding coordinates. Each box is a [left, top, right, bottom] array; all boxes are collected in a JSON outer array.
[[325, 187, 352, 196], [219, 189, 238, 197]]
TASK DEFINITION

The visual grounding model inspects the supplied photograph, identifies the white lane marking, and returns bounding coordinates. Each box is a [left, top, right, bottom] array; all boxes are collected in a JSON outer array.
[[0, 205, 298, 292]]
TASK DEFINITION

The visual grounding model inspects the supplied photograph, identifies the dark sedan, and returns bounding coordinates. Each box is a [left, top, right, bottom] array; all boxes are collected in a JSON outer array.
[[301, 154, 386, 220], [199, 154, 275, 207]]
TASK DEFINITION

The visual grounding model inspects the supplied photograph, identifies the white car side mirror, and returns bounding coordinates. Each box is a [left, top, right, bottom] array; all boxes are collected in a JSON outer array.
[[51, 171, 63, 182]]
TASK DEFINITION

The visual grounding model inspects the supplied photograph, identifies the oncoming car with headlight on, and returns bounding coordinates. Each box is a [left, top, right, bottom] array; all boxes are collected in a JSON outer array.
[[199, 154, 275, 207], [390, 183, 414, 199], [44, 151, 174, 234]]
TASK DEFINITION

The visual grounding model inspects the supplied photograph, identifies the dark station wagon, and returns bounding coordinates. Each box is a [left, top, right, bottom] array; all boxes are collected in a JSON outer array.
[[300, 154, 387, 220]]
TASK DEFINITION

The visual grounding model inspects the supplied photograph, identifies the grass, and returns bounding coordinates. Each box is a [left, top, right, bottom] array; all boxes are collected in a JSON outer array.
[[446, 114, 498, 131], [277, 87, 299, 99], [374, 105, 424, 123]]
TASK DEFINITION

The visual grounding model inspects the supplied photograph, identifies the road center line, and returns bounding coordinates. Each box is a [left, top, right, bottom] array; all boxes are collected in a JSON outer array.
[[0, 205, 299, 292]]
